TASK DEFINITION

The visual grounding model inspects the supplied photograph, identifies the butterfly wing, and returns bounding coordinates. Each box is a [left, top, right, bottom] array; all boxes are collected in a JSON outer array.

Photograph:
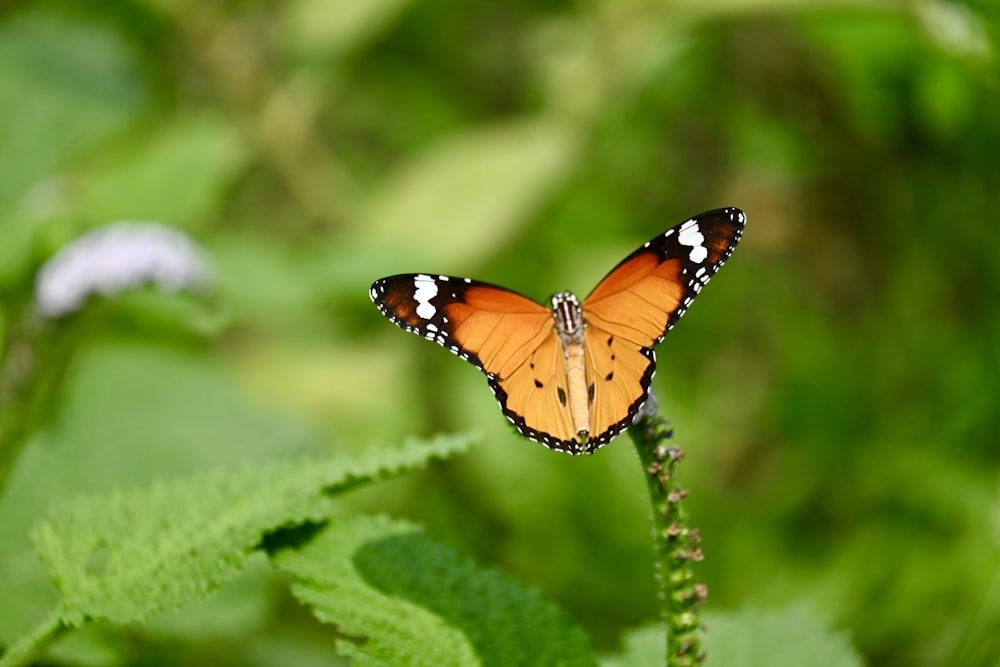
[[489, 331, 583, 453], [580, 328, 656, 452], [580, 207, 746, 449], [370, 274, 551, 377], [583, 207, 746, 346], [370, 274, 580, 450]]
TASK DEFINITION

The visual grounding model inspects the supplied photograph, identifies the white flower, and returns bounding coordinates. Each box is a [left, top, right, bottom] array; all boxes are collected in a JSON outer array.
[[35, 221, 211, 318]]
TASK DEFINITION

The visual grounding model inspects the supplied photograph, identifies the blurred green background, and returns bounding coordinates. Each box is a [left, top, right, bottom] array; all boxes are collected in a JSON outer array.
[[1, 1, 998, 665]]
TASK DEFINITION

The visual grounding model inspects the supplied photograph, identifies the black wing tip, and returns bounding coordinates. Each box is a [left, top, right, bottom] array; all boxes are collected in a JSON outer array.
[[726, 207, 747, 233], [369, 275, 404, 304], [694, 207, 747, 238], [706, 206, 746, 223], [693, 207, 746, 235]]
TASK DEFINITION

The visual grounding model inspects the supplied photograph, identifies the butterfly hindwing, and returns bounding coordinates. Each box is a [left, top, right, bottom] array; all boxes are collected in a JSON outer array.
[[488, 332, 582, 453], [581, 328, 656, 451]]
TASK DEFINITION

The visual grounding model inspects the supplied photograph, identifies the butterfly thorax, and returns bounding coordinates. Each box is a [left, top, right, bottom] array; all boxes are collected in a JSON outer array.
[[551, 291, 584, 343], [550, 291, 590, 441]]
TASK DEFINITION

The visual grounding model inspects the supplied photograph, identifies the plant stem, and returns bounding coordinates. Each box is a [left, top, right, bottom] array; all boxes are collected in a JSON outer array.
[[629, 405, 707, 666], [0, 610, 66, 667]]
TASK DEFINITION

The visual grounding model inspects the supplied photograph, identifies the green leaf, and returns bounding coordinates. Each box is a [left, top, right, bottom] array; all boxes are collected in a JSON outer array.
[[0, 343, 321, 644], [601, 608, 866, 667], [701, 605, 863, 667], [272, 514, 596, 667], [604, 606, 863, 667], [140, 553, 276, 641], [29, 433, 476, 627]]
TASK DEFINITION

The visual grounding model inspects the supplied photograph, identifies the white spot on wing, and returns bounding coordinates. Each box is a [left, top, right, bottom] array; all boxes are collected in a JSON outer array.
[[413, 274, 438, 319], [677, 220, 708, 263]]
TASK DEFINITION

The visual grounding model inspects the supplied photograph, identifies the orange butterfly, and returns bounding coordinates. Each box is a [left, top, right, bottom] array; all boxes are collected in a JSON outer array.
[[370, 208, 746, 454]]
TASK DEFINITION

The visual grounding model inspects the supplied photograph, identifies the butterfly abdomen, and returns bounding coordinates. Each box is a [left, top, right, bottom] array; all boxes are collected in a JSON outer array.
[[551, 292, 591, 439], [563, 340, 589, 438]]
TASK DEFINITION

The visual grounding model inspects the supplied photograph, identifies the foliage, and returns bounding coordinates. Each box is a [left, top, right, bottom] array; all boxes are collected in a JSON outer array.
[[1, 0, 999, 665], [604, 606, 863, 667], [32, 436, 473, 626], [701, 606, 864, 667], [272, 513, 595, 666], [1, 436, 476, 666]]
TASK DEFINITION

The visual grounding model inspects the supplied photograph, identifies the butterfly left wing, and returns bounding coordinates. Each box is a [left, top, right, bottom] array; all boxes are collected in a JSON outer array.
[[580, 207, 746, 449], [488, 330, 583, 453], [371, 274, 584, 449], [370, 274, 553, 378]]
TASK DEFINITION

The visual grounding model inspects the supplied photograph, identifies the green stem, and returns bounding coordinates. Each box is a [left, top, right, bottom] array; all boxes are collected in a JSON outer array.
[[629, 406, 707, 666], [0, 610, 67, 667]]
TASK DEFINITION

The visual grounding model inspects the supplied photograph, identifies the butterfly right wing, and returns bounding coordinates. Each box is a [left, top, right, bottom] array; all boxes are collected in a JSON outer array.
[[578, 207, 746, 451], [583, 207, 746, 348], [579, 327, 656, 453], [371, 274, 580, 449]]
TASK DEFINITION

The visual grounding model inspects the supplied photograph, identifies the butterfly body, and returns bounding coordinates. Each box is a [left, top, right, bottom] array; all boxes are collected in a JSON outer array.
[[370, 207, 746, 455], [549, 291, 589, 440]]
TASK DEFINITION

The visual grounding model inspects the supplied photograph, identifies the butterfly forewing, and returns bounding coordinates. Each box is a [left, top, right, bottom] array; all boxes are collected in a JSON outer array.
[[370, 207, 745, 455], [583, 207, 745, 347], [371, 274, 578, 447], [370, 274, 552, 375]]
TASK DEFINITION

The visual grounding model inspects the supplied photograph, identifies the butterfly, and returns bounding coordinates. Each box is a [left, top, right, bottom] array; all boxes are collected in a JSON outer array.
[[370, 207, 745, 455]]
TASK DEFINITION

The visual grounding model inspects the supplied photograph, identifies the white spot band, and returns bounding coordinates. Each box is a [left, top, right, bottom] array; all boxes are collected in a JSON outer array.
[[678, 220, 708, 263], [413, 274, 438, 319]]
